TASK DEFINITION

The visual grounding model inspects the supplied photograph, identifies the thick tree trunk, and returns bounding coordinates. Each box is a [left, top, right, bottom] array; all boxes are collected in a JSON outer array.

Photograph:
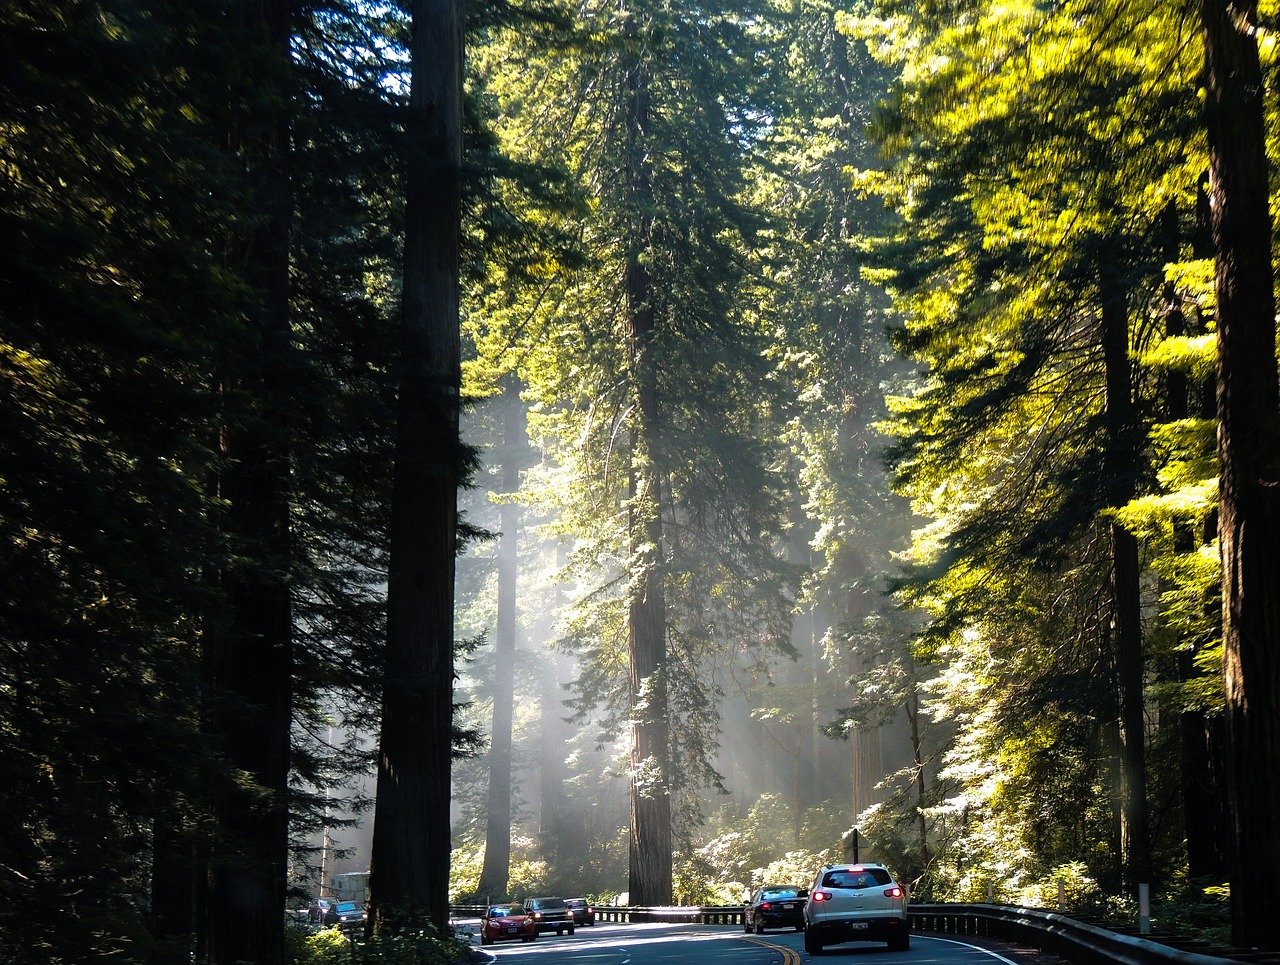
[[1098, 250, 1151, 891], [1201, 0, 1280, 948], [478, 384, 522, 901], [368, 0, 463, 935], [621, 8, 673, 907], [624, 253, 673, 906], [203, 2, 294, 961]]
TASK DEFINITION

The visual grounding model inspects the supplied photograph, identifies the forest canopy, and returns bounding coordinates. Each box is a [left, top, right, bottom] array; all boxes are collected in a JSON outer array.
[[3, 0, 1279, 959]]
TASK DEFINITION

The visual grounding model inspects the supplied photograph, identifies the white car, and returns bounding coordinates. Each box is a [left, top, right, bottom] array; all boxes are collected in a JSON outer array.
[[803, 862, 910, 953]]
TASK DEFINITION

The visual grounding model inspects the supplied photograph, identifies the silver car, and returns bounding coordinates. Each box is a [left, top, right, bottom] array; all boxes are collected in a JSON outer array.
[[803, 862, 910, 953]]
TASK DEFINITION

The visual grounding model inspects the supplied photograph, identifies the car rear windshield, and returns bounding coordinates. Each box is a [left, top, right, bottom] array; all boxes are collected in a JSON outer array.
[[822, 868, 891, 889]]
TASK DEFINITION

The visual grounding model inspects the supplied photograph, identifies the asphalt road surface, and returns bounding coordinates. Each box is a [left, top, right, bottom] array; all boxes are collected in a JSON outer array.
[[459, 920, 1065, 965]]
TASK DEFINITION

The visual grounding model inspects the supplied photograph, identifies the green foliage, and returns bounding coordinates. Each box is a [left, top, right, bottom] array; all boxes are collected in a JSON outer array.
[[286, 924, 469, 965], [690, 796, 846, 902], [1150, 880, 1231, 946], [288, 925, 351, 965], [449, 841, 559, 903]]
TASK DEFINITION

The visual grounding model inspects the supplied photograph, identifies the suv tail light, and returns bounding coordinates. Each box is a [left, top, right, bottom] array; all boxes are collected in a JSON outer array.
[[884, 887, 903, 898], [811, 891, 833, 902]]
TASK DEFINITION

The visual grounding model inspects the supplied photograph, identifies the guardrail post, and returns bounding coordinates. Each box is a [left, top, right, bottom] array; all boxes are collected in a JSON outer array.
[[1138, 883, 1150, 935]]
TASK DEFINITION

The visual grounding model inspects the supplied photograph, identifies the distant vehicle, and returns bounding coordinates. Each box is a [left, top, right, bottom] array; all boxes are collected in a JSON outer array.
[[565, 897, 595, 926], [522, 896, 575, 936], [333, 901, 364, 930], [803, 862, 910, 953], [480, 904, 538, 945], [743, 884, 806, 933], [308, 898, 336, 923]]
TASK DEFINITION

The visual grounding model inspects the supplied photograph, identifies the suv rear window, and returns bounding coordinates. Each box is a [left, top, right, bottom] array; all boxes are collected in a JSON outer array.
[[822, 868, 891, 889]]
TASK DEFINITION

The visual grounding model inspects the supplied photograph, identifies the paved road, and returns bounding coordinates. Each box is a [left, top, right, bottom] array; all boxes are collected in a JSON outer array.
[[459, 920, 1060, 965]]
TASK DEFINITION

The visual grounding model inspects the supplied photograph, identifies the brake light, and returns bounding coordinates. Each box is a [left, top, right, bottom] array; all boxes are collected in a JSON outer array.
[[885, 887, 903, 898], [812, 891, 833, 902]]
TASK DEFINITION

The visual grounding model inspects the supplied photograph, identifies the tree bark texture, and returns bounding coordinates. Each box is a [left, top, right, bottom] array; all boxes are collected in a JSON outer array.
[[624, 246, 674, 905], [204, 1, 295, 961], [622, 11, 673, 904], [1098, 251, 1151, 890], [1200, 0, 1280, 947], [368, 0, 463, 935]]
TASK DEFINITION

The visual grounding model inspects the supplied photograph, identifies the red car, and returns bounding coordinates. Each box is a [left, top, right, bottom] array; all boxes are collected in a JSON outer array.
[[480, 904, 538, 945], [565, 897, 595, 926]]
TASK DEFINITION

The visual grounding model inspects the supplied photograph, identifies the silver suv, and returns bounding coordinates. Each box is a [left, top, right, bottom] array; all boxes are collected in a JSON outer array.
[[803, 862, 910, 953]]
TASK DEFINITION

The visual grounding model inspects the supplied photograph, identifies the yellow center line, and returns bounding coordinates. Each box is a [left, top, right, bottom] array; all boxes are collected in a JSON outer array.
[[739, 935, 802, 965]]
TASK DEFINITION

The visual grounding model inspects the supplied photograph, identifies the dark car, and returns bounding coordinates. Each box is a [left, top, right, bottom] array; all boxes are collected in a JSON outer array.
[[744, 884, 806, 934], [480, 904, 538, 945], [332, 901, 365, 931], [565, 897, 595, 926], [522, 896, 575, 936]]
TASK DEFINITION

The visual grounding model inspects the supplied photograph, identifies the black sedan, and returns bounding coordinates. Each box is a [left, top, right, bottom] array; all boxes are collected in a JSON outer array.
[[743, 884, 806, 934]]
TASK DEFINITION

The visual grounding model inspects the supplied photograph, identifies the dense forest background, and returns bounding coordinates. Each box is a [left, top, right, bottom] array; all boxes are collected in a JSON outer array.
[[6, 0, 1280, 961]]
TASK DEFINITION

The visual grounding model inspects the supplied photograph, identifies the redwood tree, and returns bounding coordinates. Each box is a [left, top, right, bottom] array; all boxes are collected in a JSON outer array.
[[368, 0, 464, 934], [1200, 0, 1280, 947]]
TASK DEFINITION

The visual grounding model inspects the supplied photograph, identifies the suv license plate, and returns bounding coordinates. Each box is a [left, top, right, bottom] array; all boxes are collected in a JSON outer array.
[[850, 921, 868, 930]]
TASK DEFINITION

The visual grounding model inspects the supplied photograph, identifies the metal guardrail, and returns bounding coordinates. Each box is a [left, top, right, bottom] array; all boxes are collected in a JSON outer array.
[[449, 903, 744, 926], [450, 901, 1271, 964], [907, 903, 1270, 965]]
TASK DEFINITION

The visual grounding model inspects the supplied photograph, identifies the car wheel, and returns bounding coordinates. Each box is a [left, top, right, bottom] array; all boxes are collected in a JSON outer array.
[[556, 928, 563, 936], [795, 923, 804, 932], [481, 935, 492, 946], [568, 925, 575, 935], [754, 916, 764, 935], [522, 935, 535, 943], [889, 934, 911, 952], [804, 926, 824, 955]]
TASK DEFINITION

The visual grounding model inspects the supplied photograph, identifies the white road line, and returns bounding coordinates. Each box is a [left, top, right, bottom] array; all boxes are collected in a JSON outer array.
[[917, 934, 1026, 965]]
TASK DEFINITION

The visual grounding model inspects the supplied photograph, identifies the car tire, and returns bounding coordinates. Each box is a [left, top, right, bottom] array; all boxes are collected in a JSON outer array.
[[795, 923, 804, 932], [754, 917, 764, 935], [556, 928, 563, 936], [889, 934, 911, 952], [804, 926, 824, 955], [568, 924, 575, 935], [481, 935, 492, 946], [522, 935, 535, 943]]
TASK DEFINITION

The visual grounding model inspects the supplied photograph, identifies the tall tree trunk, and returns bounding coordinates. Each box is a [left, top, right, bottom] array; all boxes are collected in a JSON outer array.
[[1098, 250, 1151, 891], [368, 0, 463, 934], [204, 2, 294, 961], [1200, 0, 1280, 947], [622, 10, 673, 905], [478, 383, 522, 901]]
